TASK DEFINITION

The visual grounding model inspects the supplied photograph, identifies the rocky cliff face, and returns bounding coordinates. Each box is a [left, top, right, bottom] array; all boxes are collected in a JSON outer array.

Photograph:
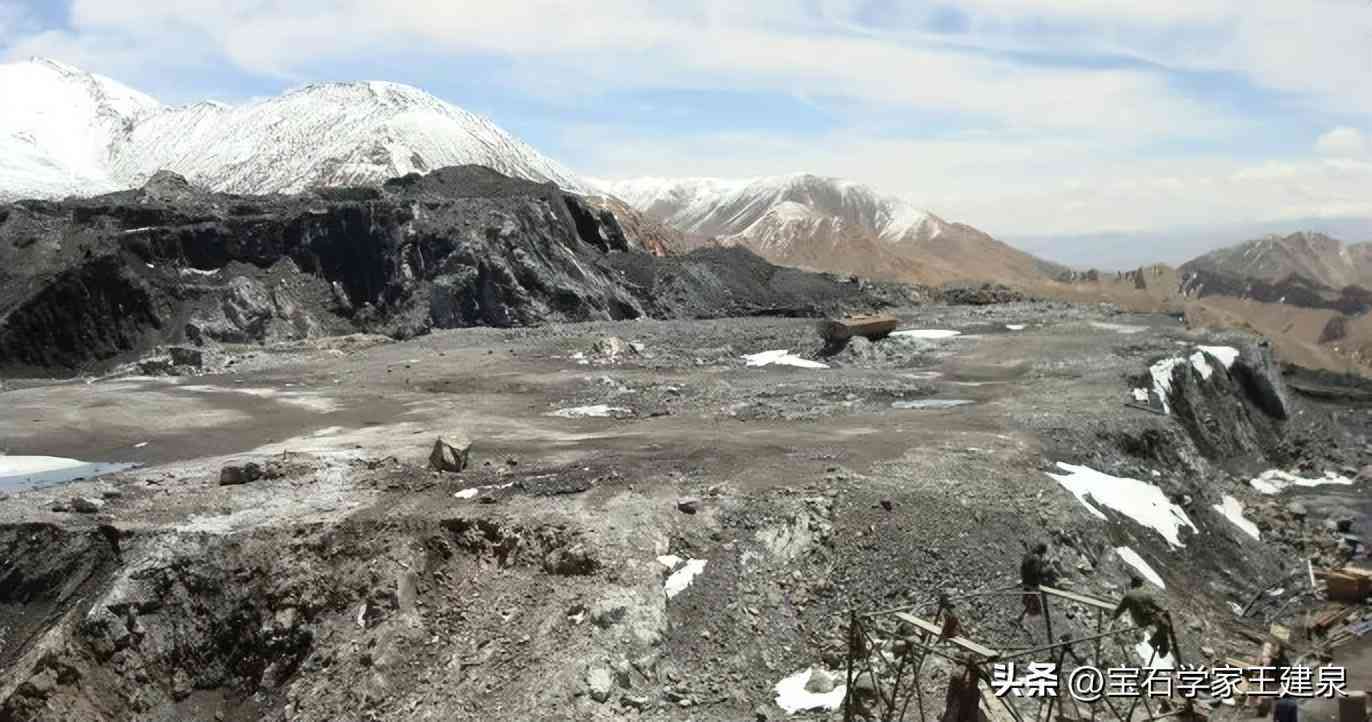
[[0, 166, 907, 374]]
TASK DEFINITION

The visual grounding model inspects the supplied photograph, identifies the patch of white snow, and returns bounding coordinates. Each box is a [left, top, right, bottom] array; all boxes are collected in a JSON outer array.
[[774, 668, 846, 714], [664, 559, 707, 599], [1046, 462, 1198, 548], [742, 349, 829, 369]]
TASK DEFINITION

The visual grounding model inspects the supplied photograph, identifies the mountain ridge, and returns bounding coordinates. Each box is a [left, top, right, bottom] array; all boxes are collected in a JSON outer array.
[[0, 57, 590, 202], [602, 173, 1066, 285], [1179, 230, 1372, 291]]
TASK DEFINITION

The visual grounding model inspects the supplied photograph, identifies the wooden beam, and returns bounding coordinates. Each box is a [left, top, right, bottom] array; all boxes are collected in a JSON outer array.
[[823, 314, 899, 342], [1038, 585, 1116, 611], [892, 612, 1001, 659]]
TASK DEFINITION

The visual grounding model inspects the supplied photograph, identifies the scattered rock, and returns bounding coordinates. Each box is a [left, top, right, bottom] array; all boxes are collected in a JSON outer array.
[[804, 669, 836, 694], [543, 544, 599, 576], [593, 336, 630, 359], [428, 435, 472, 473], [622, 694, 651, 711], [70, 497, 105, 514], [586, 666, 614, 703], [219, 462, 263, 486], [676, 496, 703, 514], [167, 346, 205, 368], [942, 283, 1026, 305]]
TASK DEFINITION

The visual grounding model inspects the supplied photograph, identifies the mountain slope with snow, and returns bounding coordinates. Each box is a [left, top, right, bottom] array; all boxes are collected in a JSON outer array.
[[602, 174, 1063, 284], [1180, 231, 1372, 290], [603, 174, 947, 247], [0, 58, 159, 201], [0, 58, 589, 201]]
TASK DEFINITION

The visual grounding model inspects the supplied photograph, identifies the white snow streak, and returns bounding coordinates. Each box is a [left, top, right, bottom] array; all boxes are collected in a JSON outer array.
[[889, 329, 961, 340], [1213, 495, 1261, 539], [1149, 358, 1184, 414], [1115, 547, 1166, 589], [1249, 469, 1354, 495], [742, 349, 829, 369], [664, 559, 707, 599]]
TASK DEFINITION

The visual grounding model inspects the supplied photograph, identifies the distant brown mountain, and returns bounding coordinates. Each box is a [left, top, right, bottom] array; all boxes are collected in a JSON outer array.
[[600, 173, 1066, 286], [1180, 231, 1372, 290]]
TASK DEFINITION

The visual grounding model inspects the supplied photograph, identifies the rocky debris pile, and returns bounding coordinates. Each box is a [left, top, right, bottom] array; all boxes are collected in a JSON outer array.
[[1243, 494, 1363, 569], [940, 283, 1027, 305], [219, 455, 314, 486], [0, 166, 910, 374]]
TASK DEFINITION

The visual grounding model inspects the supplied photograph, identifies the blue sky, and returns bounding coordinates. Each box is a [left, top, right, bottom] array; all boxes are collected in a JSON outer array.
[[4, 0, 1372, 266]]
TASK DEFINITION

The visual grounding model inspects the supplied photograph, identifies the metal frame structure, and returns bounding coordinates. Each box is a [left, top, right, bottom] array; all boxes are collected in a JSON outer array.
[[842, 585, 1193, 722]]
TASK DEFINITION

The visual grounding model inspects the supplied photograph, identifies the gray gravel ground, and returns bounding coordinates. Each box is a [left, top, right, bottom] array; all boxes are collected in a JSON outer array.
[[1, 300, 1367, 722]]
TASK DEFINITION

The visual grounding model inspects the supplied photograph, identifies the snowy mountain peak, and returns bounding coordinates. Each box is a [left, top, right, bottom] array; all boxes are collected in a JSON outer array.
[[1, 59, 590, 201], [601, 174, 945, 245]]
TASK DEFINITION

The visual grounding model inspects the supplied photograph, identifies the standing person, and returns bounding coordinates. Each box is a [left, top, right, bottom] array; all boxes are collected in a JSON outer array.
[[1016, 542, 1052, 625], [937, 592, 963, 641], [1113, 574, 1172, 658]]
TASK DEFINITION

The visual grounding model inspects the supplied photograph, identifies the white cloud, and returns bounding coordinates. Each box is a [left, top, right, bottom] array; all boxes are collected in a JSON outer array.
[[2, 1, 1232, 137], [1316, 127, 1367, 158], [917, 1, 1372, 117]]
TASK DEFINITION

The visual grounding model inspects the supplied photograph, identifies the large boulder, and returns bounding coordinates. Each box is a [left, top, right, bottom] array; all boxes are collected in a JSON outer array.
[[219, 462, 263, 486], [428, 435, 472, 473], [69, 497, 105, 514]]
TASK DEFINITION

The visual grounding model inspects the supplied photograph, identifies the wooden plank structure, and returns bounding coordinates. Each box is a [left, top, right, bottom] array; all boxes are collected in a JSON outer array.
[[823, 314, 899, 342], [844, 583, 1191, 722], [892, 612, 1002, 659], [1039, 585, 1116, 611]]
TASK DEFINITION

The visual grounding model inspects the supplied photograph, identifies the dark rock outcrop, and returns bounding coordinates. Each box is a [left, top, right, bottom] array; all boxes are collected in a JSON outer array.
[[1179, 268, 1372, 315], [1232, 342, 1292, 421], [0, 166, 905, 374]]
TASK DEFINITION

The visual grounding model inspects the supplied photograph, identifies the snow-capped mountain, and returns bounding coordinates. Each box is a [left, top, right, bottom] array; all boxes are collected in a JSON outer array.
[[601, 174, 1062, 284], [0, 58, 159, 200], [602, 173, 948, 250], [0, 58, 589, 201]]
